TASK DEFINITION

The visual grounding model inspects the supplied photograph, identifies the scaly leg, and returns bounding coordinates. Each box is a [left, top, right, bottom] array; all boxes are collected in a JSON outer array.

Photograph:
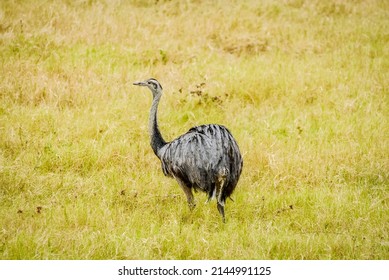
[[216, 168, 227, 223], [217, 202, 226, 223], [175, 177, 195, 210]]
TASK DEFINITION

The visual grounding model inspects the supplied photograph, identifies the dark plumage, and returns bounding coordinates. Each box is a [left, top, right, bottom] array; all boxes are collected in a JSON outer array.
[[133, 78, 243, 222]]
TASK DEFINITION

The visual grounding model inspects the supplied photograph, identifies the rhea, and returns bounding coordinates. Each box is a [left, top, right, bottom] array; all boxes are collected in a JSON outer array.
[[133, 78, 243, 222]]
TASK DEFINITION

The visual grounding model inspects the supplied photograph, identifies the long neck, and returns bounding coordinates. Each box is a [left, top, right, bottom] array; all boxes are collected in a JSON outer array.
[[149, 93, 166, 158]]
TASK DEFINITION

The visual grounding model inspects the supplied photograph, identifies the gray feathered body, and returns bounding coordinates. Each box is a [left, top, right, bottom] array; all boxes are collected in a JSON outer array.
[[158, 124, 243, 203]]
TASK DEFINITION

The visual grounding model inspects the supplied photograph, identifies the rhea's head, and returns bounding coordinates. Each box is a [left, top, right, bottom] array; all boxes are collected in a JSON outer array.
[[133, 78, 163, 97]]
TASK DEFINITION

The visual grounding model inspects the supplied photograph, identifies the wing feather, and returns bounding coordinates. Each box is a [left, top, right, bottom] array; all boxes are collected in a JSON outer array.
[[159, 124, 243, 197]]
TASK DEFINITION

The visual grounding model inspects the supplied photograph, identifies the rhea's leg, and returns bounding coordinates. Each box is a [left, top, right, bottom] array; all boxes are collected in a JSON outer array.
[[216, 168, 227, 223], [175, 178, 195, 210], [217, 202, 226, 223]]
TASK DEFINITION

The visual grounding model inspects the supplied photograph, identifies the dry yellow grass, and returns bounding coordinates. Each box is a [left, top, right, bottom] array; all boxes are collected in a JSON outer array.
[[0, 0, 388, 259]]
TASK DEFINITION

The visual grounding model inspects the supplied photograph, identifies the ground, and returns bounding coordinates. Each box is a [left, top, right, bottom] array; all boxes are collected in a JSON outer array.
[[0, 0, 388, 259]]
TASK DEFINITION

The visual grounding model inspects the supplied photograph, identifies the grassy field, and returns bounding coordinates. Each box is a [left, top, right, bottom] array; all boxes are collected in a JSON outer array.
[[0, 0, 388, 259]]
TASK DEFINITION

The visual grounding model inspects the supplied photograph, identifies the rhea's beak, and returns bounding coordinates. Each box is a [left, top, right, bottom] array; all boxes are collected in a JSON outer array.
[[133, 81, 147, 86]]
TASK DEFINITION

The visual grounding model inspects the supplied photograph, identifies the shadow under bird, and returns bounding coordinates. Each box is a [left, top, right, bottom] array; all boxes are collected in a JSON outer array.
[[133, 78, 243, 222]]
